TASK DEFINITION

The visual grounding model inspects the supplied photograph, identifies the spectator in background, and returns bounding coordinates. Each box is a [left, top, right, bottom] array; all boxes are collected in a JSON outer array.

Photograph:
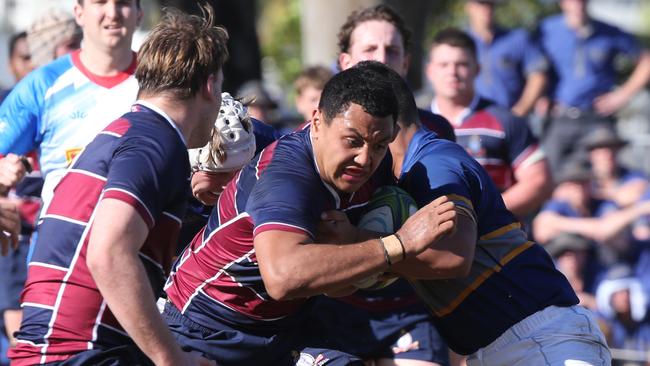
[[0, 32, 32, 102], [337, 4, 456, 142], [426, 28, 552, 218], [581, 127, 648, 208], [537, 0, 650, 176], [533, 159, 650, 265], [544, 233, 602, 310], [26, 8, 82, 69], [595, 265, 650, 362], [293, 65, 333, 123], [464, 0, 548, 117], [0, 8, 83, 355], [236, 79, 292, 134]]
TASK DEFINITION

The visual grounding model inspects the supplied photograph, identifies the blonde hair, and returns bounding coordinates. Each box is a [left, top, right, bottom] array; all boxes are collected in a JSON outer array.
[[136, 4, 229, 100]]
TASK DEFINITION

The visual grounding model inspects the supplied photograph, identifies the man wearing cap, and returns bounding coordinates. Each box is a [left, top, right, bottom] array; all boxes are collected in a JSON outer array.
[[26, 8, 82, 68], [537, 0, 650, 175], [464, 0, 548, 117], [533, 158, 650, 253], [581, 127, 648, 208]]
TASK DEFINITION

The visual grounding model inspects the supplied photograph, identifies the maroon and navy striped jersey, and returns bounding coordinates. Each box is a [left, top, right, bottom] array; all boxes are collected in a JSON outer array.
[[10, 102, 190, 365], [434, 97, 543, 191], [164, 127, 392, 330]]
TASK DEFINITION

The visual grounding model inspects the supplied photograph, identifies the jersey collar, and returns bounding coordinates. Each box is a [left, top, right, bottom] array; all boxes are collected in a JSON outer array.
[[133, 100, 187, 147]]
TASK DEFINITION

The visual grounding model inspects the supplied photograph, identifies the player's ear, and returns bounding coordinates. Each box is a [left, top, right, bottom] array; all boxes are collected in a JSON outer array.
[[338, 53, 352, 72], [311, 109, 323, 133], [203, 73, 221, 101]]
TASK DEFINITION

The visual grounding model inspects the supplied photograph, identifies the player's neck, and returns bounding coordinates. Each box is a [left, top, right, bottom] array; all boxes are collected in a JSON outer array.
[[390, 123, 417, 179], [78, 45, 134, 77], [139, 95, 198, 144]]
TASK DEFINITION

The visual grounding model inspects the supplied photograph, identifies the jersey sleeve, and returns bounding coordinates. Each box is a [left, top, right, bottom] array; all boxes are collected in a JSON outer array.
[[0, 73, 47, 154], [247, 142, 325, 239], [521, 30, 549, 76], [251, 118, 280, 153], [102, 136, 188, 228], [401, 143, 478, 223]]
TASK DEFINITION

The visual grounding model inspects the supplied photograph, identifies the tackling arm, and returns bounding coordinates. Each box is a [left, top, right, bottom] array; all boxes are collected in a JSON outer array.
[[255, 195, 457, 301]]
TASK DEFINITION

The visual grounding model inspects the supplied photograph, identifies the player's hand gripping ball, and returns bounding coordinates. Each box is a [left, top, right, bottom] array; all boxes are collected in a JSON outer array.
[[354, 186, 418, 290]]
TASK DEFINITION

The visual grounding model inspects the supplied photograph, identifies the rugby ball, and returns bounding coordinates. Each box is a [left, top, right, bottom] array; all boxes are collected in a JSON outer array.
[[354, 186, 417, 290]]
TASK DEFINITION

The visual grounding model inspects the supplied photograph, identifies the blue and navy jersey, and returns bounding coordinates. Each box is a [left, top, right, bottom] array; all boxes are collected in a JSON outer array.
[[165, 127, 391, 330], [10, 103, 190, 366], [0, 50, 139, 212], [469, 27, 548, 109], [399, 128, 578, 355], [435, 97, 542, 191], [539, 15, 642, 110]]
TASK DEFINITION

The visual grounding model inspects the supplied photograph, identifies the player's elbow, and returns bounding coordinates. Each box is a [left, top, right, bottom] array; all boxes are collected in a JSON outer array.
[[86, 246, 113, 280], [261, 266, 303, 301]]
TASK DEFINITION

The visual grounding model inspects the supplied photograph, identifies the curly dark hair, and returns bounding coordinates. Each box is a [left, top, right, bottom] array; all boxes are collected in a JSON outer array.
[[337, 4, 412, 55], [352, 61, 419, 127], [318, 61, 398, 125]]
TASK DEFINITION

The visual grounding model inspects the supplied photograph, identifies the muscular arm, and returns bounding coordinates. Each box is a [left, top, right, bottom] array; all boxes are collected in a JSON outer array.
[[86, 199, 190, 366], [511, 72, 547, 117], [255, 230, 388, 300], [391, 210, 476, 280], [255, 195, 456, 301], [502, 158, 553, 217]]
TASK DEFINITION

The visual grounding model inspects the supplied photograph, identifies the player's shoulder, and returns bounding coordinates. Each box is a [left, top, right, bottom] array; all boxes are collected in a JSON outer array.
[[7, 55, 73, 101], [268, 128, 313, 166]]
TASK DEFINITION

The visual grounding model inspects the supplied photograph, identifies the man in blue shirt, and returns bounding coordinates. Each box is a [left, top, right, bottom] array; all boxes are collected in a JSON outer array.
[[538, 0, 650, 175], [465, 0, 548, 117]]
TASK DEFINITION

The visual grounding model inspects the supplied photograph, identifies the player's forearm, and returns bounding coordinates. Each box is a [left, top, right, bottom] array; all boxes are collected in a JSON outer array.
[[88, 249, 185, 366], [260, 239, 390, 300], [511, 72, 546, 117]]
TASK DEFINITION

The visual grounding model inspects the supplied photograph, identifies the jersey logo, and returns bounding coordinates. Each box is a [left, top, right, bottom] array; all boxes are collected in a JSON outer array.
[[0, 120, 7, 133], [65, 148, 82, 166], [466, 135, 486, 159], [69, 110, 87, 120]]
